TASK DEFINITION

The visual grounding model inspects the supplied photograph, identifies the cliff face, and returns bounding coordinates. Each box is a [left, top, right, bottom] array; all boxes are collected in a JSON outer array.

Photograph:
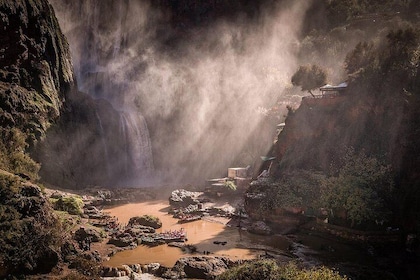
[[0, 0, 150, 188], [0, 0, 74, 143], [0, 0, 73, 275], [270, 89, 410, 178], [252, 86, 420, 229]]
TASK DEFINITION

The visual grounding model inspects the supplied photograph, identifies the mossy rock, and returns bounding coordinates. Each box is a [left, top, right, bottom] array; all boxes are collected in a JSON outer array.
[[52, 196, 84, 215], [128, 215, 162, 229]]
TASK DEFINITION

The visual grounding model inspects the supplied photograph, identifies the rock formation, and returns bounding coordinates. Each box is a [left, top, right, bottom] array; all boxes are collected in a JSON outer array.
[[0, 0, 74, 144]]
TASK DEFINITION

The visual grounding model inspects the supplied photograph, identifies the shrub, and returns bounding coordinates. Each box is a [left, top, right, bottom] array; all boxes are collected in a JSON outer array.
[[216, 260, 347, 280], [224, 180, 237, 191], [52, 196, 84, 216], [0, 127, 40, 180], [319, 148, 394, 227]]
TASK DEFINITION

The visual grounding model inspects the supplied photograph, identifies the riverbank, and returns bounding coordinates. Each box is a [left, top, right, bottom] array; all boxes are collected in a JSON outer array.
[[41, 185, 271, 278], [41, 185, 419, 280]]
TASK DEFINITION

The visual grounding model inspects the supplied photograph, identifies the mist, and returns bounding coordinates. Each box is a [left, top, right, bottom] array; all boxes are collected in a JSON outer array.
[[49, 0, 312, 185]]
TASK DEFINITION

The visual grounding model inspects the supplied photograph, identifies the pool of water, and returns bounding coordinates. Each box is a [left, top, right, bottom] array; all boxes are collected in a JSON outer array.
[[102, 200, 275, 267]]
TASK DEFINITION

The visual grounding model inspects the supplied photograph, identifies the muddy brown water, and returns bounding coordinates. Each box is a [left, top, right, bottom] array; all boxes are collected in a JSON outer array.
[[102, 200, 285, 267]]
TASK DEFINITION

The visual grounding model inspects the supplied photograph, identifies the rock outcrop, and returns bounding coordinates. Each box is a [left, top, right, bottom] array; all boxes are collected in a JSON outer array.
[[169, 189, 201, 208], [128, 215, 162, 229], [0, 172, 62, 276], [171, 256, 233, 279], [0, 0, 74, 141]]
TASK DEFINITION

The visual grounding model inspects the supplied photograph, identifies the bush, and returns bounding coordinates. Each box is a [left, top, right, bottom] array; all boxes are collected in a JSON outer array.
[[319, 148, 394, 227], [52, 196, 84, 216], [216, 260, 347, 280], [0, 127, 40, 180], [249, 171, 324, 214], [224, 180, 237, 191]]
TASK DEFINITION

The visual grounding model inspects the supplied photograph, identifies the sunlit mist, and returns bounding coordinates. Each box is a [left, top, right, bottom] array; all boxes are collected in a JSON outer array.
[[50, 0, 312, 185]]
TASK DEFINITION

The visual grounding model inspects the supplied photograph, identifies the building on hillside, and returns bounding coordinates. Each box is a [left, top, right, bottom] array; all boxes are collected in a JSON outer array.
[[319, 82, 348, 96]]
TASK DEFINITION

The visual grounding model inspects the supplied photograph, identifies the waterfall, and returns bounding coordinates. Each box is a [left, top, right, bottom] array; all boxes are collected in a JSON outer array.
[[95, 110, 111, 178], [50, 0, 155, 183], [119, 111, 154, 178]]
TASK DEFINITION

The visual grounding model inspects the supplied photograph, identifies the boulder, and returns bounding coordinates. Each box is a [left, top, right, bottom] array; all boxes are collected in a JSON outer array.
[[172, 256, 231, 279], [74, 227, 102, 242], [108, 233, 136, 248], [128, 215, 162, 229], [169, 189, 200, 208], [144, 262, 162, 275], [248, 221, 272, 236], [126, 225, 156, 236]]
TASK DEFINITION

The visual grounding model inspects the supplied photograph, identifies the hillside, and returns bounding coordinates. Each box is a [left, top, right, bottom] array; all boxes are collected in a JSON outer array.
[[251, 19, 420, 231]]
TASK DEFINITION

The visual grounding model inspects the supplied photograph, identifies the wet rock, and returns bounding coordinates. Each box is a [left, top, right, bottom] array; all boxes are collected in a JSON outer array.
[[102, 266, 120, 277], [169, 189, 200, 208], [172, 256, 231, 279], [128, 264, 142, 273], [120, 264, 143, 278], [108, 232, 136, 248], [83, 205, 105, 219], [248, 221, 272, 235], [144, 262, 162, 275], [74, 227, 102, 243], [128, 215, 162, 229], [126, 225, 156, 236]]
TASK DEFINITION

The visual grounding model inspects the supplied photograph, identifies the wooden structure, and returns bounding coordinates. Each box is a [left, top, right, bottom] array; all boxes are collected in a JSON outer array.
[[319, 82, 347, 95]]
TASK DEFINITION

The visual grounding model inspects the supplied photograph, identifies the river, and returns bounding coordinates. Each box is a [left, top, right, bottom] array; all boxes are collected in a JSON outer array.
[[102, 200, 288, 267]]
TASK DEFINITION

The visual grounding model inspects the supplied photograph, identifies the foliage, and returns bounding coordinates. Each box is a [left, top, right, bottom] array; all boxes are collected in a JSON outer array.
[[291, 65, 327, 96], [216, 260, 347, 280], [249, 171, 324, 213], [68, 255, 102, 279], [345, 27, 420, 95], [319, 148, 394, 227], [52, 196, 84, 216], [224, 180, 237, 191], [325, 0, 412, 27], [0, 127, 40, 180], [344, 42, 377, 76], [0, 173, 62, 275], [55, 210, 82, 234]]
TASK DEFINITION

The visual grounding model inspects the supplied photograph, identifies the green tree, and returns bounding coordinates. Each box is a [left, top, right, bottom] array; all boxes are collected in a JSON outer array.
[[291, 64, 327, 97], [249, 171, 323, 214], [320, 149, 394, 227], [346, 28, 420, 95], [344, 41, 376, 76]]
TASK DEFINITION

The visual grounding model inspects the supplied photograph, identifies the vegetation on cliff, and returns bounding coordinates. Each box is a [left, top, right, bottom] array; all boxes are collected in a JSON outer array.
[[0, 0, 419, 278], [0, 173, 62, 276], [0, 0, 74, 180], [217, 260, 347, 280], [0, 0, 76, 277], [255, 0, 420, 231]]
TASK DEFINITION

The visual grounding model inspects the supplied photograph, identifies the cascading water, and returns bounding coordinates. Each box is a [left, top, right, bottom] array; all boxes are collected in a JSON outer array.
[[95, 110, 111, 178], [50, 0, 306, 185], [52, 0, 155, 184], [119, 111, 154, 177]]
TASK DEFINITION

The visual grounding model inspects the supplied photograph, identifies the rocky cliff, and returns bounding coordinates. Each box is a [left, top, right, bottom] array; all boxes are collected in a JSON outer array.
[[0, 0, 74, 142], [251, 82, 420, 229], [271, 90, 408, 176]]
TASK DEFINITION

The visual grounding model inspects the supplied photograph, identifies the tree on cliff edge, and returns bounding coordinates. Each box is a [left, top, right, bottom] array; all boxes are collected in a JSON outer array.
[[319, 149, 394, 228], [291, 64, 327, 97]]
